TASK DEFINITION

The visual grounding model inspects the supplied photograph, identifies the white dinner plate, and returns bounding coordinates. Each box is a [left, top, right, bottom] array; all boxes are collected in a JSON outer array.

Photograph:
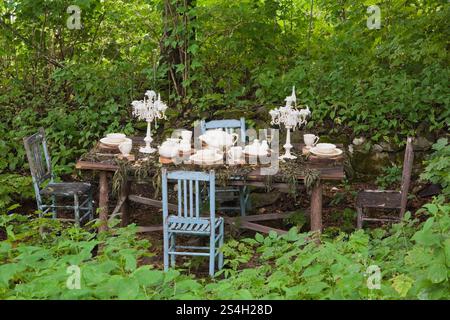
[[189, 153, 223, 165], [310, 147, 343, 158], [100, 137, 126, 147]]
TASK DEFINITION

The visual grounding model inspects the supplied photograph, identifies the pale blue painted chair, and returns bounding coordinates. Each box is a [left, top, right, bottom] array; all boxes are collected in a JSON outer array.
[[199, 117, 250, 216], [162, 169, 224, 277], [23, 128, 93, 225]]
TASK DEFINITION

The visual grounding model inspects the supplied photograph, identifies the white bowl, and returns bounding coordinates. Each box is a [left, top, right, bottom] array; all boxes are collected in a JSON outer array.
[[105, 133, 126, 144], [315, 143, 336, 154]]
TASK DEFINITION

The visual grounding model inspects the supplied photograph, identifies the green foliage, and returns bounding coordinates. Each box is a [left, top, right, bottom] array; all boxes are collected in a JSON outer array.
[[1, 200, 449, 299], [376, 165, 402, 190], [209, 200, 450, 299], [0, 174, 33, 210], [420, 138, 450, 197], [1, 0, 449, 177]]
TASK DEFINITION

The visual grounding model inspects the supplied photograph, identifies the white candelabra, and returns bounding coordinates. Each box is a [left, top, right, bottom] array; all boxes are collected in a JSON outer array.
[[132, 90, 168, 154], [269, 86, 310, 160]]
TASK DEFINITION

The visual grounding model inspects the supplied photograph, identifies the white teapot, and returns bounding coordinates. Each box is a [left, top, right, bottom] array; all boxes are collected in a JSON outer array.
[[244, 139, 267, 156], [158, 139, 180, 158], [199, 129, 239, 150]]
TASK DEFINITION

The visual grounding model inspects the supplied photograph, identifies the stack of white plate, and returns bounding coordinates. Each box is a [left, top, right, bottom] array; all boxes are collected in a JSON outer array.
[[310, 143, 343, 158], [189, 150, 223, 165]]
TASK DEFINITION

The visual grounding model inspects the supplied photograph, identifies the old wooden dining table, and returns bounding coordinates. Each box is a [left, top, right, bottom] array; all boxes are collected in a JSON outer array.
[[75, 137, 345, 234]]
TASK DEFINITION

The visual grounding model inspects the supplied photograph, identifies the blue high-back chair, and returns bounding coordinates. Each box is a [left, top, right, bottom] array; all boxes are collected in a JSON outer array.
[[200, 118, 246, 144], [161, 169, 224, 277], [23, 128, 93, 225], [199, 118, 250, 216]]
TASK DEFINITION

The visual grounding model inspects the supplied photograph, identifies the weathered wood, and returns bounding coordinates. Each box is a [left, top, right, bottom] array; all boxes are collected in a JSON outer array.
[[356, 137, 414, 228], [98, 171, 109, 232], [356, 190, 402, 209], [400, 137, 414, 217], [225, 212, 295, 223], [238, 221, 288, 235], [76, 161, 118, 172], [40, 182, 91, 196], [310, 183, 322, 232], [120, 180, 131, 227], [128, 194, 178, 212], [137, 225, 164, 233]]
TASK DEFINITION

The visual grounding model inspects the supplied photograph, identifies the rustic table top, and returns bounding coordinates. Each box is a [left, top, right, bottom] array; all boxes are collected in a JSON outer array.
[[76, 137, 346, 181]]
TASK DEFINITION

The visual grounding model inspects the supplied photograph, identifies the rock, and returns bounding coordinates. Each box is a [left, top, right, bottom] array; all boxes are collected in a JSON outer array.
[[348, 145, 354, 154], [353, 137, 365, 146], [372, 144, 383, 153], [378, 141, 400, 152], [413, 136, 434, 151], [250, 191, 281, 208]]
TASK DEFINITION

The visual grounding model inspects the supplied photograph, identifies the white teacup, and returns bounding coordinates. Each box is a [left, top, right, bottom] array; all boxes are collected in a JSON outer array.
[[181, 130, 192, 142], [304, 134, 319, 148], [118, 139, 132, 156], [228, 146, 243, 162]]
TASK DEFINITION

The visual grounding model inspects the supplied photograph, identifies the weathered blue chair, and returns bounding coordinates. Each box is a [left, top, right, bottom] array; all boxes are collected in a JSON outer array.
[[199, 117, 250, 216], [23, 128, 93, 225], [161, 169, 224, 277]]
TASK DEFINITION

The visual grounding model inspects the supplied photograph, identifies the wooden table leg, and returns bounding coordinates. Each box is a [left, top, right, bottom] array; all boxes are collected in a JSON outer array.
[[120, 180, 131, 227], [310, 183, 323, 232], [98, 171, 109, 232]]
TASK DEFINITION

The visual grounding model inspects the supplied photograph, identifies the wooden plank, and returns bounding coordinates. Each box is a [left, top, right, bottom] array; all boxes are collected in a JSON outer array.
[[120, 180, 131, 227], [225, 212, 295, 223], [137, 225, 163, 233], [76, 161, 118, 172], [128, 194, 178, 212], [238, 221, 288, 235]]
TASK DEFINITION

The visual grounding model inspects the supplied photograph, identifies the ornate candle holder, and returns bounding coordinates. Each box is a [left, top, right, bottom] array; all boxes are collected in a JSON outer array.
[[269, 86, 310, 160], [132, 90, 168, 154]]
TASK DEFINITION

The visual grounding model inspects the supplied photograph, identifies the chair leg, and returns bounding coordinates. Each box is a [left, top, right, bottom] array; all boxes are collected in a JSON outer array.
[[170, 233, 176, 268], [209, 232, 216, 277], [74, 194, 80, 226], [51, 195, 57, 219], [218, 221, 224, 270], [356, 206, 364, 229], [163, 228, 169, 272], [239, 186, 246, 217], [88, 190, 94, 221]]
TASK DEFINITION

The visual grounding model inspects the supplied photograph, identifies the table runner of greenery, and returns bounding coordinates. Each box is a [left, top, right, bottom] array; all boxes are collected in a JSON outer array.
[[78, 144, 329, 199]]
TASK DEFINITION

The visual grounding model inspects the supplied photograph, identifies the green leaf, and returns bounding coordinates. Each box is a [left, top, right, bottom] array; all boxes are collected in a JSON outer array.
[[255, 233, 264, 243], [427, 263, 448, 284], [392, 274, 414, 297]]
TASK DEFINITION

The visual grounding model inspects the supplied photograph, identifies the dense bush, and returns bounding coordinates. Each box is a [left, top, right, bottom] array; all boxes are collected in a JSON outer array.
[[420, 138, 450, 197], [1, 0, 449, 179], [1, 200, 448, 299]]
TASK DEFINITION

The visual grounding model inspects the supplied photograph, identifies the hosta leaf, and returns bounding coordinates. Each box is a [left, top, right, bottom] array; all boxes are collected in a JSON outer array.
[[427, 263, 448, 284]]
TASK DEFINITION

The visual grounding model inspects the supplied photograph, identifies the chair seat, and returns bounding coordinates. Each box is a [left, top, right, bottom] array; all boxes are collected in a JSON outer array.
[[167, 216, 223, 234], [356, 190, 402, 209], [40, 182, 91, 196]]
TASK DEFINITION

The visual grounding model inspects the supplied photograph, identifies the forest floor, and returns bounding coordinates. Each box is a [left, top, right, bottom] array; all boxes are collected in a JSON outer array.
[[16, 178, 430, 277]]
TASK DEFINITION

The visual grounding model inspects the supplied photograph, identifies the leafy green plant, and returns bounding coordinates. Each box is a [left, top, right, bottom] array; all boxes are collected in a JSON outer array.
[[420, 138, 450, 197], [0, 174, 34, 210], [376, 165, 403, 190]]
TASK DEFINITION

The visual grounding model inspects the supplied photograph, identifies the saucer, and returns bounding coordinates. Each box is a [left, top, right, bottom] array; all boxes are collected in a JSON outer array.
[[189, 153, 223, 165], [310, 147, 343, 158], [100, 137, 126, 147]]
